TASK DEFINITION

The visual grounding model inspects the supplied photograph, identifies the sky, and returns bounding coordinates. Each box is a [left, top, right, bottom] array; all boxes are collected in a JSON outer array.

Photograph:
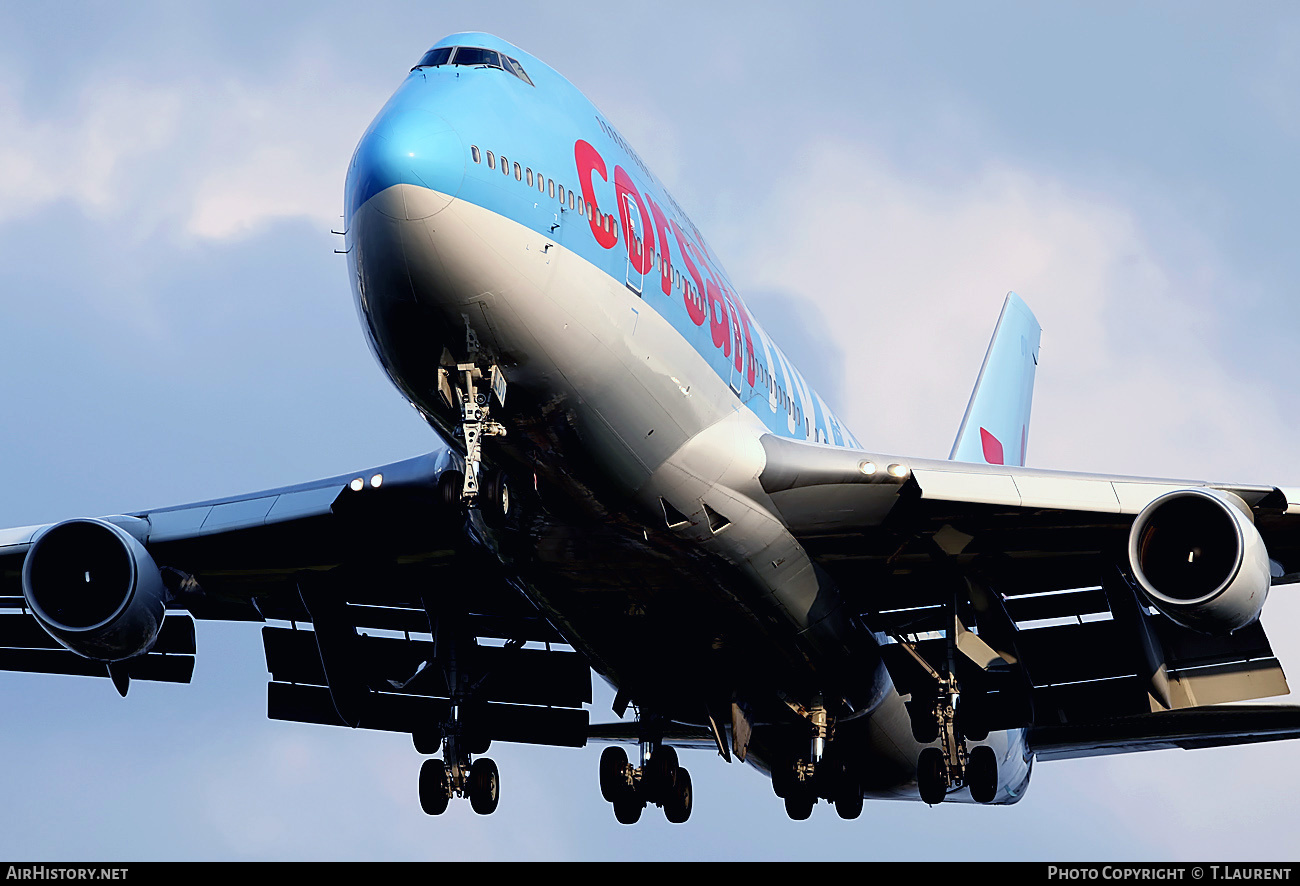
[[1, 0, 1299, 861]]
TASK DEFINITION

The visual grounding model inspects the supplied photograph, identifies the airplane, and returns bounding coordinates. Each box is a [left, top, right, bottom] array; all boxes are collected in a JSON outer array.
[[3, 30, 1300, 827]]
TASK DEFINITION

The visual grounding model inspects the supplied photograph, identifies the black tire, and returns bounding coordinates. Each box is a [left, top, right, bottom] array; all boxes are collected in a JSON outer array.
[[613, 794, 643, 824], [468, 757, 500, 815], [769, 758, 790, 795], [958, 695, 989, 742], [649, 745, 679, 800], [784, 791, 815, 821], [464, 733, 492, 756], [664, 768, 693, 824], [918, 747, 947, 806], [438, 470, 465, 510], [419, 758, 450, 816], [817, 757, 847, 801], [909, 696, 939, 744], [600, 746, 629, 802], [967, 745, 998, 804], [835, 775, 864, 820], [770, 762, 794, 798], [479, 470, 511, 528], [412, 728, 442, 756]]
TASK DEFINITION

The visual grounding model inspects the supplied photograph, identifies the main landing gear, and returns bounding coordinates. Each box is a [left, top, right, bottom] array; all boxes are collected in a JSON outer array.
[[898, 576, 1030, 806], [416, 706, 502, 816], [599, 741, 694, 824], [769, 702, 864, 821], [910, 677, 998, 805]]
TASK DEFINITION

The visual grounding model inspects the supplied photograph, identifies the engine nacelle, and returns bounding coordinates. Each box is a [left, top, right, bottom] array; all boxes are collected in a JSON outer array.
[[21, 518, 168, 661], [1128, 488, 1270, 634]]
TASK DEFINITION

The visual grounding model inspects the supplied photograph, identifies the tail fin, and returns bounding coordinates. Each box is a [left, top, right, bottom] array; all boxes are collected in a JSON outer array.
[[950, 292, 1041, 466]]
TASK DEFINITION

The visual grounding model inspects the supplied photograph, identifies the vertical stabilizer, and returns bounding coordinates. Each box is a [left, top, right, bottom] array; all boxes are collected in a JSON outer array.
[[949, 292, 1041, 466]]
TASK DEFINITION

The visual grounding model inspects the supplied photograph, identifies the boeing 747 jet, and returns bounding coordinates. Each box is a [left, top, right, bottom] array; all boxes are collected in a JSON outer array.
[[3, 33, 1300, 824]]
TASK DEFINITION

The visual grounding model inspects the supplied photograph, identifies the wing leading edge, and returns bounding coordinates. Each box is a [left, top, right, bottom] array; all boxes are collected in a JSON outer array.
[[0, 449, 592, 749], [757, 430, 1300, 745]]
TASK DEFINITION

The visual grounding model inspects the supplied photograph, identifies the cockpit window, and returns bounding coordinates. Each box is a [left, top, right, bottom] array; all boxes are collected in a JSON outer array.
[[452, 47, 502, 68], [414, 47, 453, 69], [412, 46, 534, 87], [502, 56, 534, 86]]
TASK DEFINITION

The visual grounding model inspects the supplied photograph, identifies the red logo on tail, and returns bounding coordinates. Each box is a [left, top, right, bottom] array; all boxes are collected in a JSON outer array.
[[980, 428, 1004, 465]]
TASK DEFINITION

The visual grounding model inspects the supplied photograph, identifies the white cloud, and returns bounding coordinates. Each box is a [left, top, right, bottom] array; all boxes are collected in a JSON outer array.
[[737, 139, 1296, 484], [0, 77, 182, 222], [0, 50, 380, 242]]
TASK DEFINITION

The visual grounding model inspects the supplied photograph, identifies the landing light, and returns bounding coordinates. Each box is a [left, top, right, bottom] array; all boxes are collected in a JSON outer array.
[[858, 460, 877, 476], [371, 473, 384, 488], [887, 463, 909, 479], [350, 477, 364, 492]]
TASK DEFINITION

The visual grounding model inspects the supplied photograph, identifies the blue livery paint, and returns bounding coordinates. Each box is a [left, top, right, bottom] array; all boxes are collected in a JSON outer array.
[[344, 32, 860, 450], [950, 291, 1041, 466]]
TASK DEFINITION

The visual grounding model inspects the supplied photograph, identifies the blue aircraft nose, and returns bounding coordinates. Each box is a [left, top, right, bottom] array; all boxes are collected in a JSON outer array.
[[346, 108, 465, 220]]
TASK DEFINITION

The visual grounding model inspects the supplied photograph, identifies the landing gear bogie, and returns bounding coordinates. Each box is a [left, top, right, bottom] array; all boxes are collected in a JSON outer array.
[[599, 740, 692, 824]]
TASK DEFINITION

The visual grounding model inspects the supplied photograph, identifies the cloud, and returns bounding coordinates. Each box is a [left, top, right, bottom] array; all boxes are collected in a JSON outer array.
[[0, 47, 380, 242], [736, 138, 1295, 483], [0, 77, 183, 222]]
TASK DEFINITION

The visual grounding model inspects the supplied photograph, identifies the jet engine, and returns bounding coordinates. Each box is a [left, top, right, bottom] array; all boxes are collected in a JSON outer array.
[[1127, 488, 1270, 634], [21, 518, 168, 661]]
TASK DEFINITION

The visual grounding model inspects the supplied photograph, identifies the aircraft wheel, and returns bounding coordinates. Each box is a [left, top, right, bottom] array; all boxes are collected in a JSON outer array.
[[957, 695, 989, 742], [613, 793, 644, 824], [480, 470, 512, 528], [909, 696, 939, 744], [649, 745, 679, 800], [664, 768, 693, 824], [438, 470, 464, 510], [784, 790, 815, 821], [771, 759, 801, 798], [967, 745, 998, 804], [419, 758, 450, 815], [468, 757, 500, 815], [834, 775, 864, 820], [600, 746, 630, 802], [412, 728, 442, 756], [917, 747, 947, 806], [464, 732, 491, 756]]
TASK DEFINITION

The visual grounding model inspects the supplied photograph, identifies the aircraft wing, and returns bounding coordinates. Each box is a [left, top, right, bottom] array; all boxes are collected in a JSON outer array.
[[758, 433, 1300, 750], [0, 448, 591, 746]]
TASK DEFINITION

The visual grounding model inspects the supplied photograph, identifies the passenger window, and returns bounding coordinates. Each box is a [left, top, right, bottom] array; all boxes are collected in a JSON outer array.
[[500, 155, 509, 175], [548, 179, 555, 199], [568, 190, 575, 210], [486, 151, 495, 170], [526, 168, 534, 186], [576, 196, 584, 216], [471, 146, 481, 163], [537, 175, 545, 194], [558, 185, 565, 205], [514, 162, 522, 181]]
